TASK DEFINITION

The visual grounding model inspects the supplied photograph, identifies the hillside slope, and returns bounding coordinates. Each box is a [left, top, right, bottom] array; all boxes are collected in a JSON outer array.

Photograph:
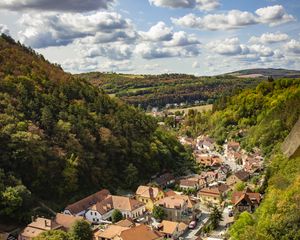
[[77, 72, 262, 109], [0, 34, 194, 223]]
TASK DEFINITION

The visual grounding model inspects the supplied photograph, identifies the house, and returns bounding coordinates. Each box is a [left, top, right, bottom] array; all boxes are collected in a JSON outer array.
[[179, 178, 199, 190], [85, 195, 145, 224], [243, 157, 263, 174], [18, 217, 62, 240], [55, 213, 83, 231], [135, 186, 165, 211], [157, 220, 187, 239], [226, 170, 250, 186], [64, 189, 110, 216], [197, 184, 229, 207], [232, 189, 261, 213], [94, 225, 130, 240], [196, 136, 215, 151], [156, 195, 195, 222], [119, 224, 164, 240], [195, 155, 222, 168], [152, 173, 175, 188], [115, 219, 135, 228]]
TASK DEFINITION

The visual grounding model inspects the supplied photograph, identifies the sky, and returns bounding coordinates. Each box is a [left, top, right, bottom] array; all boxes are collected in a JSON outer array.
[[0, 0, 300, 75]]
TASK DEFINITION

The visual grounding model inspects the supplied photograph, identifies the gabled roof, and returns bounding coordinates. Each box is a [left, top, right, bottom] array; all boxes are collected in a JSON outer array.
[[65, 189, 110, 215], [232, 190, 261, 206], [157, 195, 193, 209], [120, 224, 163, 240], [112, 195, 145, 212], [159, 220, 187, 235], [20, 218, 61, 239], [115, 219, 135, 228], [89, 195, 145, 214], [198, 187, 222, 197], [55, 213, 83, 230], [154, 173, 174, 186], [234, 170, 250, 181], [136, 186, 163, 200], [94, 225, 129, 239]]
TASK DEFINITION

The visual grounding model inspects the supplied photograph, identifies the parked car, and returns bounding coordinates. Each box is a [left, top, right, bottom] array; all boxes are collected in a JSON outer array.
[[188, 220, 197, 229], [228, 211, 234, 217]]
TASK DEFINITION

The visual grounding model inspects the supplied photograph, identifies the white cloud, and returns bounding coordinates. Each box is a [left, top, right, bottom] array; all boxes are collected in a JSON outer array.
[[62, 58, 99, 72], [249, 32, 289, 44], [164, 31, 200, 47], [0, 24, 9, 35], [139, 21, 173, 41], [83, 43, 133, 60], [172, 5, 295, 30], [285, 39, 300, 54], [207, 37, 249, 55], [255, 5, 295, 26], [18, 12, 134, 48], [149, 0, 220, 11], [135, 42, 200, 59], [192, 61, 200, 68], [0, 0, 115, 12]]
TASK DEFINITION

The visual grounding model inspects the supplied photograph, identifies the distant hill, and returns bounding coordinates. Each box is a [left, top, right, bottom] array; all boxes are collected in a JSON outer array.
[[77, 72, 263, 110], [227, 68, 300, 79]]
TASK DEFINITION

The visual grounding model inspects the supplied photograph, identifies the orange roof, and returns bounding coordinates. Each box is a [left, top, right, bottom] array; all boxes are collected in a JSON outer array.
[[55, 213, 83, 230], [164, 190, 177, 197], [156, 195, 193, 209], [159, 220, 187, 235], [90, 195, 145, 213], [120, 224, 163, 240], [115, 219, 135, 228], [20, 217, 61, 238], [65, 189, 110, 214], [112, 195, 145, 212], [198, 187, 221, 197], [94, 225, 129, 239], [232, 191, 261, 205], [136, 186, 163, 200]]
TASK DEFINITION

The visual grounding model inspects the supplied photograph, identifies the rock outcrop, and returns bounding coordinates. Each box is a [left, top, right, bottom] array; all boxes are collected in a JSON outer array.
[[281, 117, 300, 158]]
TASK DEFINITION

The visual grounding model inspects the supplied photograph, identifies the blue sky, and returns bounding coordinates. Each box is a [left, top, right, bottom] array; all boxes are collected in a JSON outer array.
[[0, 0, 300, 75]]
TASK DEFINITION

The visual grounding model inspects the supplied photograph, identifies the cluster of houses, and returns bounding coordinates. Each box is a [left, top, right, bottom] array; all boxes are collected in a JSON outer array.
[[178, 135, 264, 214], [17, 136, 265, 240], [18, 182, 200, 240]]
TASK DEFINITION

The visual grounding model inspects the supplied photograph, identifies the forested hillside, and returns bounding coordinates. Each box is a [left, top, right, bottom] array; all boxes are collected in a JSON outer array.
[[182, 78, 300, 155], [77, 72, 262, 109], [0, 34, 194, 223]]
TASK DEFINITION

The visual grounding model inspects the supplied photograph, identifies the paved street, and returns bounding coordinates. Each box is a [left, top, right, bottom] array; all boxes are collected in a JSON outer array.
[[181, 212, 210, 240]]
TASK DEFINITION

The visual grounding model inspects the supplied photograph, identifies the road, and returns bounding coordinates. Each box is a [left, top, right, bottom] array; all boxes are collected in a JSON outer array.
[[181, 212, 210, 240]]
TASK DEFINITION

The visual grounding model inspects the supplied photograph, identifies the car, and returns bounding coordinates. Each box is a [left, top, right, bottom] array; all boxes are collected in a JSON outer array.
[[188, 220, 197, 229], [228, 211, 234, 217]]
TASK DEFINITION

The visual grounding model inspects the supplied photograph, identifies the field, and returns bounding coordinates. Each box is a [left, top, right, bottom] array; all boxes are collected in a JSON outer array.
[[167, 104, 213, 114]]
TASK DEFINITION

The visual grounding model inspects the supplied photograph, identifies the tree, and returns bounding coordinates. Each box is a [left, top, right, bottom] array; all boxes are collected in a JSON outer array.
[[111, 209, 123, 223], [152, 205, 165, 220], [69, 220, 92, 240], [234, 182, 246, 191], [124, 163, 138, 189], [34, 230, 69, 240], [229, 211, 254, 240], [210, 206, 223, 229]]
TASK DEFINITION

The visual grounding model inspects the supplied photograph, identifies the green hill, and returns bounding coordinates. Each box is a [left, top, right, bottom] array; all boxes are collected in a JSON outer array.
[[76, 72, 263, 110], [0, 34, 194, 223]]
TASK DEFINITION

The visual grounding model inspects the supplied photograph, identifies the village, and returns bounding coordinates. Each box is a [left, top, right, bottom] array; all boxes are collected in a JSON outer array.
[[16, 134, 265, 240]]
